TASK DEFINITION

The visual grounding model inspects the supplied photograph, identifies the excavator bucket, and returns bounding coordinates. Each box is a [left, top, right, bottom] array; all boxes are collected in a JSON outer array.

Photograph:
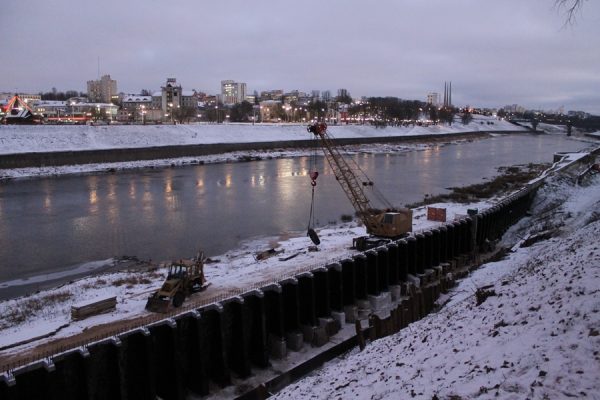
[[145, 295, 170, 313]]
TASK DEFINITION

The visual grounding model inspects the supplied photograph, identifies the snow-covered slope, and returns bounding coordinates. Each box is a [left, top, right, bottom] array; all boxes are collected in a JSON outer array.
[[274, 173, 600, 399], [0, 116, 520, 155]]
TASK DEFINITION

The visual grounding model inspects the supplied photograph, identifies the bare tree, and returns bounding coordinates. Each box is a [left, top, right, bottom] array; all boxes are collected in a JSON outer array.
[[556, 0, 586, 24]]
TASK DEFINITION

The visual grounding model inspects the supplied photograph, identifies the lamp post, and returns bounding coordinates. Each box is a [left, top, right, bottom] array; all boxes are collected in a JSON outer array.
[[284, 105, 291, 122], [141, 105, 145, 125], [253, 105, 260, 125], [168, 102, 173, 123]]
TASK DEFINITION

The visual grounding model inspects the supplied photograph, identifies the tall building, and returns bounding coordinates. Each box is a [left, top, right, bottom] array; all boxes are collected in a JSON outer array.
[[221, 80, 247, 105], [153, 78, 197, 120], [87, 75, 117, 103], [322, 90, 331, 102], [159, 78, 182, 110], [426, 92, 439, 107]]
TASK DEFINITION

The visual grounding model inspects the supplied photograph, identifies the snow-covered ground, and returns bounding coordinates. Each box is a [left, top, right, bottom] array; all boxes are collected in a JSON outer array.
[[0, 116, 519, 155], [274, 164, 600, 399]]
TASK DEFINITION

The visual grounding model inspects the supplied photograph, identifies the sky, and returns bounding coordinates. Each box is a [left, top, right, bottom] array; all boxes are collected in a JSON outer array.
[[1, 0, 599, 114]]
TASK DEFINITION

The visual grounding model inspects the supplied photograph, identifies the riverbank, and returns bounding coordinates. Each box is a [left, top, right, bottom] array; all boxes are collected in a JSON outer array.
[[0, 116, 524, 174], [0, 132, 490, 180], [0, 116, 520, 156]]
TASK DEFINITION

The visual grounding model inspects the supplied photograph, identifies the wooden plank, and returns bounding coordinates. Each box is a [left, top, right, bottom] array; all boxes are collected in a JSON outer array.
[[71, 297, 117, 321]]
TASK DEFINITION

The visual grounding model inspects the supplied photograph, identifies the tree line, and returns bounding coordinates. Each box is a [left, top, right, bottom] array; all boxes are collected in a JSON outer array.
[[39, 88, 86, 101]]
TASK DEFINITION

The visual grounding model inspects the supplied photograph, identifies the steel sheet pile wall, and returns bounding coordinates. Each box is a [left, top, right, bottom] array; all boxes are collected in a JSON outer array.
[[0, 186, 537, 400]]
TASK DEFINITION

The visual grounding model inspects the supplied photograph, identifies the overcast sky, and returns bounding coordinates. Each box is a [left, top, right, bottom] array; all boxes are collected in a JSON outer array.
[[1, 0, 598, 113]]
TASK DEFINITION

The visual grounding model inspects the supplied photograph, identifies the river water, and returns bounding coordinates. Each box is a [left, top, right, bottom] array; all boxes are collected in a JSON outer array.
[[0, 133, 589, 298]]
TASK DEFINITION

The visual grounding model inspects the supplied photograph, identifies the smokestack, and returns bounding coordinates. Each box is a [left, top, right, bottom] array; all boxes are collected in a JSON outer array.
[[443, 82, 447, 107]]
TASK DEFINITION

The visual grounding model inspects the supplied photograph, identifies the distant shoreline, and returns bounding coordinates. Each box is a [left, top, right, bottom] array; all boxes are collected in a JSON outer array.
[[0, 130, 518, 170]]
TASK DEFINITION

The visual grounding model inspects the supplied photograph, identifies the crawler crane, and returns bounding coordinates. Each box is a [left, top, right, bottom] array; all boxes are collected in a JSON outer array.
[[307, 122, 412, 250]]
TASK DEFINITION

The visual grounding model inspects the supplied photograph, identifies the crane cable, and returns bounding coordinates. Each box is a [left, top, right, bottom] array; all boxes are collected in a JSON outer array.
[[306, 131, 321, 245], [307, 183, 316, 230]]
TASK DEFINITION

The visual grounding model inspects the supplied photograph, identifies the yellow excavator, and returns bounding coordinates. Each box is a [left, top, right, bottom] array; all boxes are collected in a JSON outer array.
[[145, 252, 209, 313], [307, 122, 412, 250]]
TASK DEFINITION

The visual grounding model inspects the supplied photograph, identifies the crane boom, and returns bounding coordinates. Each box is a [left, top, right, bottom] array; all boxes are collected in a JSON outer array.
[[308, 122, 412, 246], [308, 122, 379, 233]]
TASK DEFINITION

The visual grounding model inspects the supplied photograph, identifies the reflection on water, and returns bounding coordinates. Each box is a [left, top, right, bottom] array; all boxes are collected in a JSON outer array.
[[0, 134, 589, 286], [43, 180, 52, 214], [128, 180, 136, 200]]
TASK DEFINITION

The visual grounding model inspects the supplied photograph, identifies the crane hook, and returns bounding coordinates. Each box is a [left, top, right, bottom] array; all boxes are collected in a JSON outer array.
[[310, 171, 319, 186]]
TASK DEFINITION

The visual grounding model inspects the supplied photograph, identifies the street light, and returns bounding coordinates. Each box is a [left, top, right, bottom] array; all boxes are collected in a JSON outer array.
[[252, 105, 259, 125], [141, 105, 146, 125]]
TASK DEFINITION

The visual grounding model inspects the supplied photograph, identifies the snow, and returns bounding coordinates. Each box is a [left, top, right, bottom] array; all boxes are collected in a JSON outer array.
[[587, 131, 600, 139], [0, 116, 520, 155], [274, 168, 600, 399]]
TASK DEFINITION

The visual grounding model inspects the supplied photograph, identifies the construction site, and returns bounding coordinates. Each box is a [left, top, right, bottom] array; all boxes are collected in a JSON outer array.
[[0, 121, 597, 398]]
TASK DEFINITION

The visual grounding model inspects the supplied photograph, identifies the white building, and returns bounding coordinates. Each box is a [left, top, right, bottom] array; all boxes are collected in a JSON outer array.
[[33, 100, 117, 122], [426, 92, 440, 107], [121, 95, 152, 110], [221, 80, 247, 105], [0, 92, 41, 104], [87, 75, 118, 103]]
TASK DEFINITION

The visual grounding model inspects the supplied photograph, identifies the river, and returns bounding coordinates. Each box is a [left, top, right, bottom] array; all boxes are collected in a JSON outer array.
[[0, 133, 589, 298]]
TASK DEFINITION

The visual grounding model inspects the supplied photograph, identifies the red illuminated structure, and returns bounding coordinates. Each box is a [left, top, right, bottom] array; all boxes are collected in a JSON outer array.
[[1, 94, 42, 124]]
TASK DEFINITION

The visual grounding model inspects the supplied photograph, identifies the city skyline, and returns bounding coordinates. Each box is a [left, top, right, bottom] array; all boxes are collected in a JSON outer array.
[[1, 1, 599, 113]]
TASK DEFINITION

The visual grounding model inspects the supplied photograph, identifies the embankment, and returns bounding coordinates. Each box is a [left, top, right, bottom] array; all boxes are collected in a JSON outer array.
[[0, 131, 508, 169]]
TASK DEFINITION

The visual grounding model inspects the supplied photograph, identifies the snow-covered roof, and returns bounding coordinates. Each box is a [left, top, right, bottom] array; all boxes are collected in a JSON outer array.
[[34, 101, 67, 106], [122, 96, 152, 103]]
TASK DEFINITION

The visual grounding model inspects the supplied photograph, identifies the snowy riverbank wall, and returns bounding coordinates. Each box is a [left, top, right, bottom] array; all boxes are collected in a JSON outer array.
[[0, 181, 539, 399], [0, 131, 503, 169]]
